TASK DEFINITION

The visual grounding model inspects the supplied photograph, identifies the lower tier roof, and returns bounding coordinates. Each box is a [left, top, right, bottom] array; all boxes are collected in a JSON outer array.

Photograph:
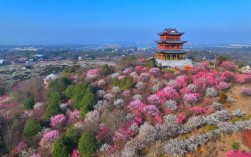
[[155, 50, 187, 54], [155, 40, 187, 44]]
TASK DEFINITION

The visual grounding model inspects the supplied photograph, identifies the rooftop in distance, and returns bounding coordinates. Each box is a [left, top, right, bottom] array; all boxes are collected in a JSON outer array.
[[158, 28, 184, 36]]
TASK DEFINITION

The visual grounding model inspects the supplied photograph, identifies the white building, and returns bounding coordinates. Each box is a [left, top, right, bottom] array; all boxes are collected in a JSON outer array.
[[44, 73, 60, 86]]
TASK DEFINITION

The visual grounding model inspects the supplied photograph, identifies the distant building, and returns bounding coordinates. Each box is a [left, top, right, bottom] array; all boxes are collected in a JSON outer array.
[[44, 73, 60, 87], [202, 55, 207, 61], [34, 54, 44, 58], [241, 65, 251, 73], [0, 59, 4, 66], [248, 61, 251, 67], [33, 54, 45, 61], [0, 59, 11, 66], [154, 28, 192, 68], [78, 56, 82, 60], [0, 59, 4, 65]]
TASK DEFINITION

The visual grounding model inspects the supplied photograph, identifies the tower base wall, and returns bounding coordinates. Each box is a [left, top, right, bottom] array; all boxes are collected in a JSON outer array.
[[155, 58, 193, 68]]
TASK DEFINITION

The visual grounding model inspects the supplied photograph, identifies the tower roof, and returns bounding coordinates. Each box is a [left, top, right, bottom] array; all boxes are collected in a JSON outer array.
[[158, 28, 184, 36], [155, 40, 187, 44], [155, 50, 187, 54]]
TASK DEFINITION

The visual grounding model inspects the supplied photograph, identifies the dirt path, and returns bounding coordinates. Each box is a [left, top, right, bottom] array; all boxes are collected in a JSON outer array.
[[192, 132, 250, 157], [226, 84, 251, 115], [190, 84, 251, 157]]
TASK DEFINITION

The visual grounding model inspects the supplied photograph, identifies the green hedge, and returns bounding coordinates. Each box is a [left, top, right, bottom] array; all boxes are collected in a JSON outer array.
[[45, 92, 61, 119], [112, 77, 133, 90], [23, 119, 42, 137], [24, 97, 35, 109], [78, 132, 98, 157]]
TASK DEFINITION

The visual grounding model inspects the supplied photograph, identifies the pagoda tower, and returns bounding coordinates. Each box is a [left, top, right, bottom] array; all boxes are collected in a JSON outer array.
[[154, 28, 192, 68]]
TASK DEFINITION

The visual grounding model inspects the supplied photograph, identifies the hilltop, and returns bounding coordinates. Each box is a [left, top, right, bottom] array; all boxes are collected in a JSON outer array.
[[1, 57, 251, 157]]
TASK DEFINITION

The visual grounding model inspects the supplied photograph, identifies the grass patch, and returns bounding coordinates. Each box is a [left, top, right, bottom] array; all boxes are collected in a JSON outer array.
[[206, 125, 219, 131], [161, 68, 175, 73], [230, 114, 251, 123]]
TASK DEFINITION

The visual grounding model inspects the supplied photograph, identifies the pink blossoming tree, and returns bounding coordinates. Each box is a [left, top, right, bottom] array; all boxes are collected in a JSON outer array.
[[183, 93, 199, 105], [221, 61, 238, 71], [50, 114, 66, 128], [15, 141, 27, 152], [122, 90, 131, 97], [147, 94, 161, 105], [123, 68, 133, 74], [71, 148, 81, 157], [40, 130, 60, 147], [157, 86, 179, 103], [217, 81, 229, 90], [225, 150, 251, 157], [149, 67, 160, 76], [190, 107, 207, 115], [177, 113, 187, 124], [69, 110, 80, 122], [96, 124, 110, 141], [86, 69, 99, 80], [139, 73, 150, 81], [127, 100, 145, 112], [30, 154, 42, 157], [143, 105, 160, 116]]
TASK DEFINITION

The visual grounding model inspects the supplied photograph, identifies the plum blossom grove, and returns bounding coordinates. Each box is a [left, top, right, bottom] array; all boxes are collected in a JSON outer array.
[[69, 110, 80, 122], [183, 93, 199, 105], [225, 150, 251, 157], [5, 59, 251, 157], [86, 69, 99, 80], [50, 114, 66, 128], [163, 119, 251, 157], [39, 130, 60, 148], [121, 109, 248, 157]]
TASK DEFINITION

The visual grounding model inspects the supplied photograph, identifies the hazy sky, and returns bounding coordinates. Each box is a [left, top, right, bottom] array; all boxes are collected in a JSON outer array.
[[0, 0, 251, 44]]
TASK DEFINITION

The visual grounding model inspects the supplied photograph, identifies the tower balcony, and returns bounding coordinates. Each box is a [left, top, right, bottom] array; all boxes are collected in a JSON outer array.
[[155, 53, 186, 60], [157, 44, 183, 50]]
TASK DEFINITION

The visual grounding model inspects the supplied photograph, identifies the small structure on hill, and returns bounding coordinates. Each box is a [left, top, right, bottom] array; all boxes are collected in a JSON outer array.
[[154, 28, 192, 68], [0, 59, 11, 66], [44, 73, 59, 87]]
